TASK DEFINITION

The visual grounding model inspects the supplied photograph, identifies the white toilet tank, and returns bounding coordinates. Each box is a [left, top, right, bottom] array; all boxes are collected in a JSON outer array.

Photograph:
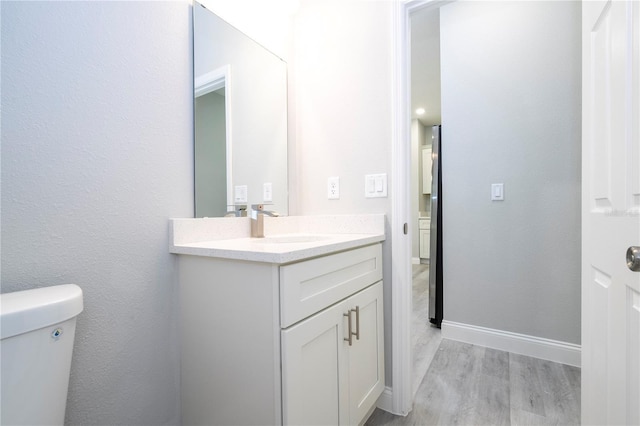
[[1, 284, 83, 426]]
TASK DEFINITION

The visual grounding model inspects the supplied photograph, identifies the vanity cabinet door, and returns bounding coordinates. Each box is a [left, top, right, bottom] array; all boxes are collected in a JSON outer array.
[[281, 281, 384, 426], [419, 218, 431, 259], [281, 301, 349, 426], [419, 229, 431, 259], [346, 281, 384, 425]]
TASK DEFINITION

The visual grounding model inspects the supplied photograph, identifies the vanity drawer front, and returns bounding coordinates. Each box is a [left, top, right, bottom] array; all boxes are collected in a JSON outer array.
[[280, 244, 382, 328]]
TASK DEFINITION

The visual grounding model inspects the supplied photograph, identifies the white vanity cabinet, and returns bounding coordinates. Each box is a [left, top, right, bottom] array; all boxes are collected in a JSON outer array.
[[281, 281, 383, 425], [178, 242, 384, 426], [419, 217, 431, 259]]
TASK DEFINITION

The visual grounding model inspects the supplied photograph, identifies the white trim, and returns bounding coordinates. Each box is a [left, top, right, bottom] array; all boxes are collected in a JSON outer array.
[[441, 320, 582, 367], [195, 66, 229, 97], [390, 0, 448, 417], [195, 65, 234, 210], [412, 257, 421, 265], [390, 0, 413, 417], [407, 0, 455, 14], [375, 386, 394, 414]]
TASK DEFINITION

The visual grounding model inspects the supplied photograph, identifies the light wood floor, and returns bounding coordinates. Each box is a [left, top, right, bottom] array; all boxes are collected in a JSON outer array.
[[411, 263, 442, 399], [366, 265, 581, 426]]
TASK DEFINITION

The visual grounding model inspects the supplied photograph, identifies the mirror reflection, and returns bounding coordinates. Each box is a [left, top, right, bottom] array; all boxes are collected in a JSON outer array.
[[194, 2, 288, 217]]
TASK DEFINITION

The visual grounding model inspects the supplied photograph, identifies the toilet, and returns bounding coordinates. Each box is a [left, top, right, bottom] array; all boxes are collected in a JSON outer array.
[[1, 284, 83, 425]]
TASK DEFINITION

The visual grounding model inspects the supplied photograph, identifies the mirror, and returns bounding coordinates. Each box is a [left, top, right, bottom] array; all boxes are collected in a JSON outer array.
[[194, 2, 288, 217]]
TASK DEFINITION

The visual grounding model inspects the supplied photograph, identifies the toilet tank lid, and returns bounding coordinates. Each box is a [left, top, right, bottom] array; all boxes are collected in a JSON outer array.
[[1, 284, 83, 340]]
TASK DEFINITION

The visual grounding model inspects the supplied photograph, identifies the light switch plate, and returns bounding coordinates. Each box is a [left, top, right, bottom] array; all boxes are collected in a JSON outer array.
[[365, 173, 387, 198], [328, 177, 340, 199], [491, 183, 504, 201]]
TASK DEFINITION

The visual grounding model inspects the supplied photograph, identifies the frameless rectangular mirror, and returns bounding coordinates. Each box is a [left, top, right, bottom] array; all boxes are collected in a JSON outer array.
[[194, 2, 288, 217]]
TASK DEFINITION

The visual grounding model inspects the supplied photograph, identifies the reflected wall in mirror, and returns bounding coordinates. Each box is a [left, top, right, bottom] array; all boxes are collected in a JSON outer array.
[[194, 2, 288, 217]]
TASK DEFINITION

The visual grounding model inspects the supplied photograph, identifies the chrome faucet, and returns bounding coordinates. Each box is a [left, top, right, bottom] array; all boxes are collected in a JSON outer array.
[[250, 204, 279, 238], [225, 205, 247, 217]]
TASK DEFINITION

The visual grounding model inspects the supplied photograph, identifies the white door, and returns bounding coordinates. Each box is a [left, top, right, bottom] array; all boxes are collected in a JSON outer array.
[[582, 1, 640, 425]]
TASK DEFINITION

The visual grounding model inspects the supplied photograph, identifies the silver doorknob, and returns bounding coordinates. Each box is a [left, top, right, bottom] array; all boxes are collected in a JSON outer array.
[[627, 246, 640, 272]]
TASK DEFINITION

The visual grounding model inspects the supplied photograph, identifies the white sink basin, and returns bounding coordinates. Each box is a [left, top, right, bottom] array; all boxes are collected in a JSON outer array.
[[254, 235, 330, 244]]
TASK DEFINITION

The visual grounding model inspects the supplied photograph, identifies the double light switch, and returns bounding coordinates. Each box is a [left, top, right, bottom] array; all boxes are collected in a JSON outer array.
[[365, 174, 387, 198]]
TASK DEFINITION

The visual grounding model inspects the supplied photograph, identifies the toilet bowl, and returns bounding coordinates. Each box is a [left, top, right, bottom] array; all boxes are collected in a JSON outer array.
[[1, 284, 83, 425]]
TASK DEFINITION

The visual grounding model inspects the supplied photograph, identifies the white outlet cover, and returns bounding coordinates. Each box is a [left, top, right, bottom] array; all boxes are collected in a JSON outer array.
[[328, 177, 340, 199], [263, 182, 273, 202]]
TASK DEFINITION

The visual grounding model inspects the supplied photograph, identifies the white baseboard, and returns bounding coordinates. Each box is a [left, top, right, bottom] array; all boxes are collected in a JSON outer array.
[[375, 386, 394, 414], [411, 257, 420, 265], [441, 320, 581, 367]]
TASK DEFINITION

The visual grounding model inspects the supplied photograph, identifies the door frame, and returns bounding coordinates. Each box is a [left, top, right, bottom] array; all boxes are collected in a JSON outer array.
[[389, 0, 450, 415], [194, 65, 234, 211]]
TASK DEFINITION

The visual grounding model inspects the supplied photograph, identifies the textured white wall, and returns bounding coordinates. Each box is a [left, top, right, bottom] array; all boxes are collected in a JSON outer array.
[[440, 1, 582, 344], [292, 0, 392, 216], [292, 0, 394, 383], [1, 1, 192, 424]]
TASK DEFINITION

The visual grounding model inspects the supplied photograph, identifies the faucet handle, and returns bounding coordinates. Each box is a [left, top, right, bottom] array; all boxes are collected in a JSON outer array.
[[250, 204, 279, 218]]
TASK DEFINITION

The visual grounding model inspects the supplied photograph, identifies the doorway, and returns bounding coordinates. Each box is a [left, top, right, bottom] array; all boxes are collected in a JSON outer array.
[[389, 0, 448, 415], [390, 0, 584, 416], [409, 4, 443, 399]]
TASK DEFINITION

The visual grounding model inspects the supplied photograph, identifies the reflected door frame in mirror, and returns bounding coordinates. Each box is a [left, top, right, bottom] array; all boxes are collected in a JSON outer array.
[[195, 65, 233, 211]]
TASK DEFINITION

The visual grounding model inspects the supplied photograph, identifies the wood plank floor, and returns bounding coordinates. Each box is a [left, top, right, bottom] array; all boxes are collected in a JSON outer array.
[[411, 263, 442, 399], [367, 265, 581, 426]]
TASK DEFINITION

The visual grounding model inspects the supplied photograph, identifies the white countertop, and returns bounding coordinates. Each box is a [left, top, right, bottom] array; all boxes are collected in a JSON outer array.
[[169, 214, 386, 264], [170, 233, 384, 264]]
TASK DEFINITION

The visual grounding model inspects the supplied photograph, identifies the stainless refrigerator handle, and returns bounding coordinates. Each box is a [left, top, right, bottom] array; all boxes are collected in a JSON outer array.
[[627, 246, 640, 272]]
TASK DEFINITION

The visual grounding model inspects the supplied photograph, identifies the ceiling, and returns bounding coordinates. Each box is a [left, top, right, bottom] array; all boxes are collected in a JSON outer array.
[[411, 7, 441, 127]]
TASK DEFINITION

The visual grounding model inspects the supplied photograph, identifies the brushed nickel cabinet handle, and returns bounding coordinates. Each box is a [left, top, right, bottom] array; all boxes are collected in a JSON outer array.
[[627, 246, 640, 272], [353, 306, 360, 340], [344, 311, 353, 346]]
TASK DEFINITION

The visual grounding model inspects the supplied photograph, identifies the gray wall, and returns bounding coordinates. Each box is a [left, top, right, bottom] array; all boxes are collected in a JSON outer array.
[[440, 1, 582, 344], [1, 1, 192, 424]]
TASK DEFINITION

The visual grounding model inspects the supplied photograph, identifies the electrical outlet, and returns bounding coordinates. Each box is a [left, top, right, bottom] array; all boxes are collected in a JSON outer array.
[[263, 182, 273, 202], [328, 177, 340, 199]]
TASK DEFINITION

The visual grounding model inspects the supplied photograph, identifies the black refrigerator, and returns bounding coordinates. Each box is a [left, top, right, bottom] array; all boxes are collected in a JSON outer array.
[[429, 125, 443, 328]]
